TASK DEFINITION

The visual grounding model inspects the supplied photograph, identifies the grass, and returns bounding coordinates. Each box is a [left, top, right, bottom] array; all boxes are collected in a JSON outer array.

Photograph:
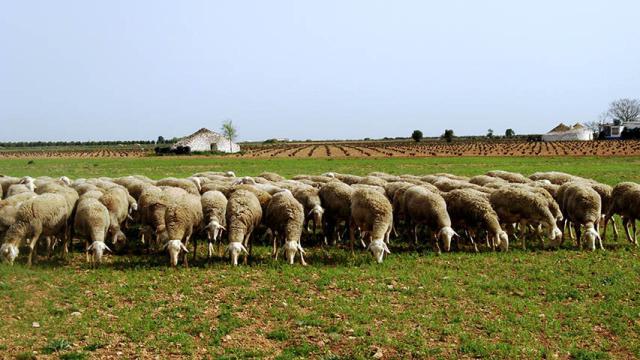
[[0, 156, 639, 358], [0, 155, 639, 184]]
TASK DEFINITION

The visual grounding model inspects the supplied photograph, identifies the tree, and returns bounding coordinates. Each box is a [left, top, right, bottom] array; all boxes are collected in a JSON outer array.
[[220, 120, 237, 153], [505, 129, 515, 138], [442, 129, 455, 143], [486, 129, 494, 138], [608, 98, 640, 125], [156, 136, 165, 144], [583, 120, 600, 135], [411, 130, 423, 142]]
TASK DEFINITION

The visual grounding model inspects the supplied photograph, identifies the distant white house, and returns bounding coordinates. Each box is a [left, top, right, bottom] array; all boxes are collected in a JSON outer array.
[[600, 121, 640, 139], [542, 123, 593, 141], [171, 128, 240, 153]]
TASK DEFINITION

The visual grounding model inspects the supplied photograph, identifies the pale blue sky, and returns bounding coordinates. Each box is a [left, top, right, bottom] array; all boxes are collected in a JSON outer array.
[[1, 0, 639, 141]]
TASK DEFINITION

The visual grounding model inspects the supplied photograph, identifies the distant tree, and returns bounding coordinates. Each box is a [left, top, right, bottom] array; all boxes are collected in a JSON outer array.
[[411, 130, 423, 142], [583, 121, 601, 135], [442, 129, 455, 143], [157, 136, 165, 144], [607, 98, 640, 125], [220, 120, 238, 152], [486, 129, 494, 138], [505, 129, 515, 138]]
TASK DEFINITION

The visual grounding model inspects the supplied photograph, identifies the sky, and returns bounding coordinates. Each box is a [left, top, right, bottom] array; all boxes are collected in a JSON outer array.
[[1, 1, 639, 142]]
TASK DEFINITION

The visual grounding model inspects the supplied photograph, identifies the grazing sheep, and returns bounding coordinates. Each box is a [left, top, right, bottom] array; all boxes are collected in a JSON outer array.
[[201, 190, 228, 258], [6, 184, 36, 198], [529, 171, 580, 185], [1, 193, 69, 266], [99, 187, 132, 245], [73, 198, 111, 264], [259, 172, 286, 182], [469, 175, 508, 186], [228, 184, 272, 214], [403, 186, 457, 253], [357, 176, 387, 187], [604, 182, 640, 245], [163, 194, 203, 267], [350, 188, 393, 263], [265, 190, 307, 265], [489, 187, 562, 249], [156, 177, 200, 195], [557, 182, 603, 250], [442, 189, 508, 252], [225, 189, 263, 265], [318, 181, 354, 245], [486, 170, 531, 184], [292, 187, 324, 240], [138, 186, 188, 248]]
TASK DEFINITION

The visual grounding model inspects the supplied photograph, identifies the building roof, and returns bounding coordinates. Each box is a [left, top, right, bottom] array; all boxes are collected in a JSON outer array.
[[548, 123, 571, 133], [174, 128, 225, 146]]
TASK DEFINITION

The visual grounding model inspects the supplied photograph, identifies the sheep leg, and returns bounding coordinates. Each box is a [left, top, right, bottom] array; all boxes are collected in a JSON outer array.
[[273, 233, 279, 260], [518, 223, 527, 250], [432, 232, 441, 255], [574, 224, 582, 249], [27, 229, 43, 267], [622, 217, 634, 244], [349, 222, 356, 256], [611, 218, 619, 240], [299, 242, 308, 266], [85, 239, 91, 263], [468, 234, 479, 253], [632, 219, 638, 245]]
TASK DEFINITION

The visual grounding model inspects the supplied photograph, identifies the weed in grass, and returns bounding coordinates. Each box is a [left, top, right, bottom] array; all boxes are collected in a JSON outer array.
[[42, 339, 72, 354], [267, 328, 290, 341]]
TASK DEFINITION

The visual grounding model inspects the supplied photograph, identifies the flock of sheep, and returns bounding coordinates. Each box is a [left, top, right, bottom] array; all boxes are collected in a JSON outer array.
[[0, 169, 638, 267]]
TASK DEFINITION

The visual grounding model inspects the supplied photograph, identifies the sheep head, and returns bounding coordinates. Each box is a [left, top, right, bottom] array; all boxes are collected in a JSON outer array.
[[582, 225, 600, 251], [309, 205, 324, 227], [206, 220, 225, 241], [163, 240, 188, 267], [283, 241, 305, 265], [496, 230, 509, 251], [225, 242, 248, 266], [438, 226, 458, 252], [548, 225, 563, 241], [87, 241, 111, 264], [0, 243, 19, 265], [368, 239, 390, 263], [19, 176, 36, 192], [59, 176, 71, 186]]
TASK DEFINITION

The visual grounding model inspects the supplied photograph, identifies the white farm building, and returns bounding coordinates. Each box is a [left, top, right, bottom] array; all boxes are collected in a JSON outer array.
[[542, 123, 593, 141], [171, 128, 240, 153]]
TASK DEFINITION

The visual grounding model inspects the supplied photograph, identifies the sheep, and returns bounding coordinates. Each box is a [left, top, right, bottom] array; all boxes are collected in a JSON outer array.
[[259, 172, 286, 182], [156, 177, 200, 195], [357, 176, 387, 187], [318, 181, 354, 245], [469, 175, 508, 186], [163, 193, 203, 267], [402, 186, 457, 253], [33, 182, 79, 254], [73, 198, 112, 264], [556, 182, 603, 250], [138, 186, 188, 248], [225, 189, 263, 265], [265, 190, 307, 265], [98, 187, 132, 245], [489, 187, 562, 249], [292, 186, 324, 240], [604, 182, 640, 245], [1, 193, 69, 266], [350, 187, 393, 263], [6, 184, 36, 198], [529, 171, 580, 185], [486, 170, 531, 184], [201, 190, 228, 258], [442, 189, 508, 252]]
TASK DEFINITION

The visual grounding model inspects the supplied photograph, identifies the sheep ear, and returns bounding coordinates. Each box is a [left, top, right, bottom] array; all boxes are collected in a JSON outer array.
[[220, 225, 226, 231], [127, 214, 134, 221], [87, 242, 95, 251], [104, 244, 113, 253], [162, 241, 170, 250], [240, 244, 249, 254], [180, 243, 189, 253], [383, 243, 391, 254], [297, 244, 306, 254]]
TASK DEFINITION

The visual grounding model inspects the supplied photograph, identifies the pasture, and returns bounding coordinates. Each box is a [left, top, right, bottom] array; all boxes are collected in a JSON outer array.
[[1, 156, 640, 359]]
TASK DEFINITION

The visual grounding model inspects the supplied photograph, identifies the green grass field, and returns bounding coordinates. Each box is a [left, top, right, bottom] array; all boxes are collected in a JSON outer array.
[[1, 156, 640, 359]]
